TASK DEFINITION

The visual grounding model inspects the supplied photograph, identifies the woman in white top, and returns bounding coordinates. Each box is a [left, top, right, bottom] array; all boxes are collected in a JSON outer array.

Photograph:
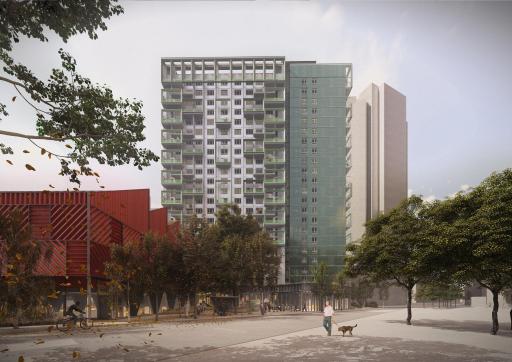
[[323, 300, 334, 336]]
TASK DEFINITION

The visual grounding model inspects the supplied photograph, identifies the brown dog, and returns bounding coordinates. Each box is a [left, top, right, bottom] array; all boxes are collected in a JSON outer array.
[[338, 324, 357, 336]]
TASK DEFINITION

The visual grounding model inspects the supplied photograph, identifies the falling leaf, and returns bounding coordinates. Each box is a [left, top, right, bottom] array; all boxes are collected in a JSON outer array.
[[48, 292, 59, 299], [65, 144, 72, 149], [79, 264, 87, 273], [23, 150, 30, 153], [144, 341, 148, 345], [18, 356, 24, 362], [48, 153, 52, 159], [25, 164, 36, 171], [12, 96, 16, 102], [96, 178, 99, 183], [6, 160, 13, 165], [49, 184, 55, 188], [47, 326, 54, 333], [73, 187, 79, 191], [0, 348, 8, 352], [157, 333, 162, 335], [93, 172, 100, 177], [99, 333, 104, 338], [15, 253, 22, 261], [34, 340, 45, 344], [72, 351, 80, 359], [79, 287, 86, 296], [148, 332, 152, 337], [123, 348, 130, 352], [99, 186, 105, 189], [40, 148, 46, 155]]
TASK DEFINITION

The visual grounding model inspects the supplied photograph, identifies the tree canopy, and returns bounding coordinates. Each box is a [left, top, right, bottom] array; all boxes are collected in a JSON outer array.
[[0, 0, 158, 185]]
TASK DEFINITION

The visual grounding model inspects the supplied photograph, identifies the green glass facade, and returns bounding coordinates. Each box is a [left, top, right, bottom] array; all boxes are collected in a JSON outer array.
[[286, 63, 351, 283]]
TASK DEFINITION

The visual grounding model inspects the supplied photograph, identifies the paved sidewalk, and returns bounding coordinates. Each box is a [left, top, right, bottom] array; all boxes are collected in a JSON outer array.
[[177, 307, 512, 361]]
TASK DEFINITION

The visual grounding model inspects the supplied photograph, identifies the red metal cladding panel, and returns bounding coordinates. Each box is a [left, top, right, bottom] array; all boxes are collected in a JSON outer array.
[[35, 240, 66, 276], [0, 205, 30, 225], [66, 240, 87, 276], [50, 205, 87, 241], [0, 191, 87, 206], [91, 242, 111, 278], [90, 190, 150, 234], [29, 205, 51, 239], [111, 219, 122, 245], [91, 208, 112, 246], [123, 225, 142, 244], [149, 208, 167, 236]]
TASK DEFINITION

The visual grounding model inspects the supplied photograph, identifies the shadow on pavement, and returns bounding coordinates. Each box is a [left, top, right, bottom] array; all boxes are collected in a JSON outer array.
[[386, 319, 512, 336]]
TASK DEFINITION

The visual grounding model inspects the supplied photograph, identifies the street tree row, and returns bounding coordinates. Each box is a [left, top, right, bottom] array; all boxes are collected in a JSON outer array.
[[345, 168, 512, 335]]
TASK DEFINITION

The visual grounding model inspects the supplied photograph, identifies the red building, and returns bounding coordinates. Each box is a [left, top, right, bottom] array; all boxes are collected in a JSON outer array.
[[0, 189, 176, 318]]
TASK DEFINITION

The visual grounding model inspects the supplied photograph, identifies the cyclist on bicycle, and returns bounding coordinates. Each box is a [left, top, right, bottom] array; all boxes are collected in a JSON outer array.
[[66, 300, 84, 324]]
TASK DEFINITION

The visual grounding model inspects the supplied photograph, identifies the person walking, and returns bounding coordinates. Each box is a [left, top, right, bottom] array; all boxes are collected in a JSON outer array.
[[323, 300, 334, 336]]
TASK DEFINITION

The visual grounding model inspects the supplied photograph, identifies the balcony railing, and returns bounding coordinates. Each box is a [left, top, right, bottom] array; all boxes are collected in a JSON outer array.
[[264, 218, 285, 226], [161, 192, 182, 206], [162, 176, 182, 186], [161, 155, 182, 165], [161, 133, 182, 146], [183, 148, 204, 156], [216, 158, 231, 167], [264, 136, 285, 145], [264, 177, 286, 185], [264, 157, 285, 165], [244, 146, 265, 154], [216, 117, 231, 127], [182, 187, 203, 195], [182, 105, 203, 113], [264, 116, 285, 126], [244, 186, 264, 195], [244, 103, 264, 112], [264, 197, 285, 205]]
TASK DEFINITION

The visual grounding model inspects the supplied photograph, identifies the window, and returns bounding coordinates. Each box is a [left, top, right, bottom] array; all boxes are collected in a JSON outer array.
[[207, 188, 214, 194], [195, 90, 202, 96], [235, 188, 241, 194], [221, 90, 228, 96], [234, 149, 241, 154], [312, 79, 317, 85], [246, 129, 253, 135], [234, 119, 242, 125], [312, 108, 317, 114], [207, 119, 214, 125], [207, 198, 214, 204], [234, 158, 241, 164], [312, 217, 317, 224], [245, 197, 253, 204], [207, 129, 214, 135], [196, 208, 203, 214], [207, 139, 214, 145], [207, 149, 214, 155], [207, 179, 214, 184], [234, 139, 242, 145], [234, 198, 242, 204], [234, 168, 241, 174], [195, 169, 202, 175], [207, 109, 214, 115], [234, 178, 242, 184], [234, 109, 242, 115], [312, 147, 317, 154], [302, 137, 307, 144], [207, 208, 215, 214], [207, 159, 214, 165], [234, 99, 241, 105], [234, 129, 241, 135], [221, 109, 228, 116], [246, 89, 253, 95], [207, 90, 214, 96], [312, 227, 317, 233], [207, 169, 214, 175], [207, 100, 214, 106], [234, 89, 242, 96], [208, 218, 214, 223], [312, 236, 317, 243]]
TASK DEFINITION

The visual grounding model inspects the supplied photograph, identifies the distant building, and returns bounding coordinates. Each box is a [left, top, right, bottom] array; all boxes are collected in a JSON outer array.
[[345, 83, 408, 244], [0, 189, 176, 318]]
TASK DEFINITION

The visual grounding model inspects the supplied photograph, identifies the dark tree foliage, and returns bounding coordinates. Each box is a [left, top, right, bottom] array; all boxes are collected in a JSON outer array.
[[0, 0, 158, 184]]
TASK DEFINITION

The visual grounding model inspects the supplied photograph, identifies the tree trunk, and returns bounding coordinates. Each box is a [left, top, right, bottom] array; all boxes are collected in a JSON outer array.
[[406, 287, 412, 325], [154, 292, 160, 322], [491, 290, 499, 335], [509, 309, 511, 330]]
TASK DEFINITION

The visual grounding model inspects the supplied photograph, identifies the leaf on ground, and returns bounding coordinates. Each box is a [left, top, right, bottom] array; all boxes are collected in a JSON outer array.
[[148, 332, 152, 336], [47, 326, 54, 333], [157, 333, 162, 335], [34, 340, 45, 344], [72, 351, 80, 359], [18, 356, 24, 362], [65, 144, 72, 149], [15, 253, 22, 261], [99, 333, 105, 338], [23, 150, 30, 153], [123, 348, 130, 352], [0, 348, 8, 352], [6, 160, 13, 165], [143, 341, 148, 344], [25, 164, 36, 171]]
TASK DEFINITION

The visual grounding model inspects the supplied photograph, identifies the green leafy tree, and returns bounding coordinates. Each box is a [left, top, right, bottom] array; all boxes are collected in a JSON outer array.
[[0, 0, 158, 184], [0, 210, 53, 326], [345, 196, 438, 325], [311, 261, 332, 309], [433, 169, 512, 334], [249, 231, 280, 293]]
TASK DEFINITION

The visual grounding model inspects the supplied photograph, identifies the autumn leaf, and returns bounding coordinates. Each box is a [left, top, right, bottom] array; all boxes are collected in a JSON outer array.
[[0, 348, 8, 352], [148, 332, 152, 336], [99, 186, 105, 189], [123, 348, 130, 352], [41, 148, 46, 155], [73, 188, 79, 191], [48, 153, 52, 159], [18, 356, 24, 362], [47, 326, 54, 333], [12, 96, 16, 102], [6, 160, 13, 165], [34, 340, 45, 344], [79, 287, 86, 296], [99, 333, 105, 338], [79, 264, 87, 272], [93, 172, 100, 177], [25, 164, 36, 171], [48, 291, 59, 299], [96, 178, 99, 183], [65, 144, 72, 149], [23, 150, 30, 153], [49, 184, 55, 188], [15, 253, 22, 261], [157, 333, 162, 335], [72, 351, 80, 359]]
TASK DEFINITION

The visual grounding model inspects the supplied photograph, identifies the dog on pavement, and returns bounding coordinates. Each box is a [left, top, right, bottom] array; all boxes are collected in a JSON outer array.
[[337, 324, 357, 336]]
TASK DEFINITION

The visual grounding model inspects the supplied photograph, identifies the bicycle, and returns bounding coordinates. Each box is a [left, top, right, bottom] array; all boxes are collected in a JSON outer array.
[[56, 313, 92, 331]]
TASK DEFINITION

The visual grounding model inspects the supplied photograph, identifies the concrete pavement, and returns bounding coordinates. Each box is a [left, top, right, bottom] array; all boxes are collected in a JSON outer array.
[[0, 307, 510, 361]]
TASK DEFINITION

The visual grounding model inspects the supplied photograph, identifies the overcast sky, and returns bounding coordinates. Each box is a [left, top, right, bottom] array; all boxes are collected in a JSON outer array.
[[1, 0, 511, 208]]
